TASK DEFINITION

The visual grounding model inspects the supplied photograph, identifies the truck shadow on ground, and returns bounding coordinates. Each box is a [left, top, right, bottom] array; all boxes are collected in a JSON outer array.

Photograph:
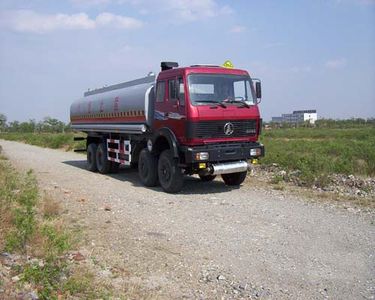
[[63, 160, 239, 195]]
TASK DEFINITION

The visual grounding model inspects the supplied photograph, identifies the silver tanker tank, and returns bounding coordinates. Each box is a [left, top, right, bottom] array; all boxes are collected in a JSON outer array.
[[70, 75, 156, 134]]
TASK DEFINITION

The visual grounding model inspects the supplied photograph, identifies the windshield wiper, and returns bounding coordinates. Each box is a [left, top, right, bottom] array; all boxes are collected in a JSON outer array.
[[216, 102, 227, 108], [236, 100, 250, 108], [196, 100, 227, 108], [222, 98, 250, 108]]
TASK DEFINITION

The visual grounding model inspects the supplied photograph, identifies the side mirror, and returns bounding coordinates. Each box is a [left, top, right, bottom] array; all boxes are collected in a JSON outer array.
[[255, 81, 262, 99]]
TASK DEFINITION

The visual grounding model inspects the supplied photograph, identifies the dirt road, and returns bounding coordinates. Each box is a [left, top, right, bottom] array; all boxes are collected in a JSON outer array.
[[1, 140, 374, 299]]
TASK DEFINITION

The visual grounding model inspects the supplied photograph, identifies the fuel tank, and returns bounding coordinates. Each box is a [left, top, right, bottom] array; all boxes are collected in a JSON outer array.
[[70, 75, 156, 133]]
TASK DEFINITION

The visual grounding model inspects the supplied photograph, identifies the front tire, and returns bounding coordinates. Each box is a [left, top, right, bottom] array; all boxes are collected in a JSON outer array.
[[221, 171, 247, 186], [138, 149, 158, 187], [87, 143, 98, 172], [96, 143, 111, 174], [158, 150, 184, 193]]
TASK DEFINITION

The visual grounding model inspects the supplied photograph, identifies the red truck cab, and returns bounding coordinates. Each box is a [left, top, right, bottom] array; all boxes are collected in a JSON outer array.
[[152, 62, 264, 178]]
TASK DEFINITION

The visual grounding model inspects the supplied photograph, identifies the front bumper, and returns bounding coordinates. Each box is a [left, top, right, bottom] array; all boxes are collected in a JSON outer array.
[[181, 142, 265, 164]]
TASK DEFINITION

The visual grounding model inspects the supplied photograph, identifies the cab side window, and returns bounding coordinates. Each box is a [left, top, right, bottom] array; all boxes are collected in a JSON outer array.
[[168, 78, 185, 105], [156, 81, 166, 102], [169, 79, 177, 100], [178, 77, 185, 105]]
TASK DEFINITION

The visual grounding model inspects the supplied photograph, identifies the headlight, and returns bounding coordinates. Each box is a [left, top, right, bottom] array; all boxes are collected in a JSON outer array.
[[250, 148, 261, 156], [195, 152, 209, 161]]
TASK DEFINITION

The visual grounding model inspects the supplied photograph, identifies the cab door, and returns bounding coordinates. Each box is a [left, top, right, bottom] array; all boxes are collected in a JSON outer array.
[[154, 79, 167, 125], [166, 76, 187, 141], [154, 76, 186, 142]]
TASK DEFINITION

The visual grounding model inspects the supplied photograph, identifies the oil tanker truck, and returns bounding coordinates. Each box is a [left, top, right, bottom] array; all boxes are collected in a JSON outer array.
[[70, 61, 264, 193]]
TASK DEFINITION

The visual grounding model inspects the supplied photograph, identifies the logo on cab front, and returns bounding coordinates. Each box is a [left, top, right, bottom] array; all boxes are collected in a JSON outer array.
[[224, 122, 234, 135]]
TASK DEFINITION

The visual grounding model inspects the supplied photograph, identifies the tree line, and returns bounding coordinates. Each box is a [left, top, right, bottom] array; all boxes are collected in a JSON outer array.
[[1, 112, 374, 133], [266, 118, 375, 129], [0, 113, 70, 133], [314, 118, 375, 128]]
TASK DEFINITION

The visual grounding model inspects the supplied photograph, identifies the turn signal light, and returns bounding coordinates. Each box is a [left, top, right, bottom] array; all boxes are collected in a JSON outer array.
[[195, 152, 209, 161], [250, 148, 261, 156]]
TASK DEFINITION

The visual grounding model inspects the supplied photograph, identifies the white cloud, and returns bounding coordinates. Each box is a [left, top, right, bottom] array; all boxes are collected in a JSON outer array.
[[70, 0, 233, 22], [70, 0, 112, 6], [162, 0, 232, 22], [0, 10, 143, 33], [95, 12, 142, 29], [230, 25, 246, 33], [325, 58, 347, 69]]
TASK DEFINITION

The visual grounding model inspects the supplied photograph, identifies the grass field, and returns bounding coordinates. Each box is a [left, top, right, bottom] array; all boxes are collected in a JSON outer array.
[[0, 150, 113, 298], [0, 132, 85, 150], [1, 125, 374, 187], [261, 126, 375, 185]]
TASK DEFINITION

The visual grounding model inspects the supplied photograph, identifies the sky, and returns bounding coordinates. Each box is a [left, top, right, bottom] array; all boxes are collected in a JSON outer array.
[[0, 0, 374, 122]]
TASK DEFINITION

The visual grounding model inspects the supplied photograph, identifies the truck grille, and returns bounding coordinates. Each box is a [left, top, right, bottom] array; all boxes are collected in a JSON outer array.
[[186, 120, 257, 139]]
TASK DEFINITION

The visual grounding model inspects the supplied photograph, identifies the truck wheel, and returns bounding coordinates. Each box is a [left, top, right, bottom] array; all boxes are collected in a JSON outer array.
[[87, 143, 98, 172], [221, 171, 247, 186], [199, 174, 216, 182], [138, 149, 158, 187], [96, 143, 111, 174], [158, 150, 184, 193]]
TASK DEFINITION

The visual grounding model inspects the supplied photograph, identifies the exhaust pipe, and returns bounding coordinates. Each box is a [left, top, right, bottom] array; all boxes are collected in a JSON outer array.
[[201, 161, 251, 176]]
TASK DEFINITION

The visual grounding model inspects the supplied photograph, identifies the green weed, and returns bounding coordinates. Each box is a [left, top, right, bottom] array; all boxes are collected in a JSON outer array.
[[272, 183, 285, 191], [63, 272, 92, 295], [2, 169, 38, 253], [0, 156, 114, 299], [22, 260, 67, 300], [270, 174, 284, 184], [0, 132, 85, 151], [41, 224, 71, 258], [261, 125, 375, 187]]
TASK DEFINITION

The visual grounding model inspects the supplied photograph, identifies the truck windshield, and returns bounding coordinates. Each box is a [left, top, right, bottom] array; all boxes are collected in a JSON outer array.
[[187, 74, 256, 106]]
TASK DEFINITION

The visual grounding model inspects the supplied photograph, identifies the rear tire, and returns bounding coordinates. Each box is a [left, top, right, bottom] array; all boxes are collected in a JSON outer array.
[[221, 171, 247, 186], [158, 150, 184, 193], [199, 174, 216, 182], [96, 143, 111, 174], [87, 143, 98, 172], [138, 149, 158, 187]]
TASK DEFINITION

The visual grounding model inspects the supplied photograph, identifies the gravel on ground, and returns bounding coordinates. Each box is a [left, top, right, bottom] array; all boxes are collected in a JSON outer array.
[[1, 140, 374, 299]]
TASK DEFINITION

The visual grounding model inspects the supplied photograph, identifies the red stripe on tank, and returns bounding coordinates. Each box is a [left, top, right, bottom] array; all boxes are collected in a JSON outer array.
[[71, 116, 146, 123]]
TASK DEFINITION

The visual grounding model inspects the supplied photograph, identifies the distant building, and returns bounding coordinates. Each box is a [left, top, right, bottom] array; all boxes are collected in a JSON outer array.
[[272, 109, 317, 124]]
